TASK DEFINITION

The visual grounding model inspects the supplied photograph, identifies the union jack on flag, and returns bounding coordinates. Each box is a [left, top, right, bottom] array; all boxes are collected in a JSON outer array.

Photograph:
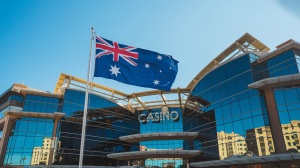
[[94, 36, 179, 91], [96, 36, 139, 66]]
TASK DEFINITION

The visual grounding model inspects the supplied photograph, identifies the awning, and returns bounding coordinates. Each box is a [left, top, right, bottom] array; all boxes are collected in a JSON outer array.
[[190, 153, 300, 167], [248, 73, 300, 90], [107, 150, 201, 160], [4, 111, 65, 119], [119, 132, 199, 142]]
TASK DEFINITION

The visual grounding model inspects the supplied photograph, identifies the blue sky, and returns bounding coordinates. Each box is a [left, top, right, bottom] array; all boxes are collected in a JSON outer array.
[[1, 0, 300, 95]]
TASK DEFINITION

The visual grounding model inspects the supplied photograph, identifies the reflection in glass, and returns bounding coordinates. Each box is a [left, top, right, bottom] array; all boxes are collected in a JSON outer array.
[[274, 87, 300, 153], [185, 53, 275, 162]]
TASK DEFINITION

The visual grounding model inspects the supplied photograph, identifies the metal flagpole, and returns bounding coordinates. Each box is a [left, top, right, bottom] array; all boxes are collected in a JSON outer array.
[[79, 27, 94, 168]]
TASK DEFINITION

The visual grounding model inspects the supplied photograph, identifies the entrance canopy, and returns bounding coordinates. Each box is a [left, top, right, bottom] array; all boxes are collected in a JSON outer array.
[[119, 132, 198, 142], [107, 150, 201, 160]]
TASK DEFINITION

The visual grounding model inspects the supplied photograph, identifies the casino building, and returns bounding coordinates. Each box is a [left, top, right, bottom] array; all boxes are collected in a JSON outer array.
[[1, 33, 300, 168]]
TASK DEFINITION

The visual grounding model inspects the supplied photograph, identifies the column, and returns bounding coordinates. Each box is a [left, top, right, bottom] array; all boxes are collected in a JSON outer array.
[[48, 117, 60, 165], [0, 117, 14, 166], [264, 89, 290, 168]]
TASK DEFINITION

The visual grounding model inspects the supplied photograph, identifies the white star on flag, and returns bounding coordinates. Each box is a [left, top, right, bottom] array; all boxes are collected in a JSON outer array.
[[157, 55, 162, 60], [170, 67, 172, 69], [145, 63, 150, 68], [109, 65, 121, 77], [153, 80, 159, 85], [160, 70, 162, 73]]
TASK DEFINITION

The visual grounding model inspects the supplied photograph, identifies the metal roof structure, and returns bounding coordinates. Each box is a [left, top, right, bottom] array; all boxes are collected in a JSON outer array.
[[107, 150, 201, 160], [190, 153, 300, 167], [187, 33, 270, 89], [53, 73, 190, 112], [119, 132, 198, 143], [51, 33, 271, 112]]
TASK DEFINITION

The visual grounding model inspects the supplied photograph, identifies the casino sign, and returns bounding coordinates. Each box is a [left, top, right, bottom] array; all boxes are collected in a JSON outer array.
[[139, 105, 180, 124]]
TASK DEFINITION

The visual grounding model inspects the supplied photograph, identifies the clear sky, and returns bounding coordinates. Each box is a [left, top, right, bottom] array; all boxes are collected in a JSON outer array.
[[1, 0, 300, 97]]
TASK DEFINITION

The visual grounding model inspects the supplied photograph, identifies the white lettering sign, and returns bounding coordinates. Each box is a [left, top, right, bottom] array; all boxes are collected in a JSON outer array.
[[139, 111, 179, 124]]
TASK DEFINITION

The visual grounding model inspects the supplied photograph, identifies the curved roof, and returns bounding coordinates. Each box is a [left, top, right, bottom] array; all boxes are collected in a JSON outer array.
[[107, 150, 201, 160], [119, 132, 198, 142], [186, 33, 270, 89]]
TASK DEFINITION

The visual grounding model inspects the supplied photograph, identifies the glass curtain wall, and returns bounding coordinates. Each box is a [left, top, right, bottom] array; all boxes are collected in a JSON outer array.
[[0, 95, 24, 107], [274, 86, 300, 153], [53, 89, 139, 166], [3, 118, 55, 166], [185, 54, 273, 163], [139, 108, 183, 168], [4, 90, 140, 166], [252, 50, 300, 82], [3, 94, 60, 166]]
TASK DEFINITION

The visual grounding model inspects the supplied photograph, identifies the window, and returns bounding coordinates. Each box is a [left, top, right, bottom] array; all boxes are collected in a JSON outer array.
[[286, 136, 290, 140], [257, 128, 263, 134], [288, 142, 291, 146], [292, 136, 295, 139], [262, 149, 265, 152], [268, 141, 272, 144], [295, 134, 298, 138], [285, 127, 288, 130], [260, 143, 265, 147], [244, 148, 247, 151], [296, 140, 299, 144], [293, 142, 296, 146], [270, 147, 273, 150]]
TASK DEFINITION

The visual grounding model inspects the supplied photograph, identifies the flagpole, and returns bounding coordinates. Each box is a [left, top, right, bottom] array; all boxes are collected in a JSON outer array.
[[79, 27, 94, 168]]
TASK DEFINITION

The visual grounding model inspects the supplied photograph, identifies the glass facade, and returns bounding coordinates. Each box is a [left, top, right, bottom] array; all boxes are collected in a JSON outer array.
[[4, 118, 54, 165], [3, 89, 139, 166], [2, 48, 300, 167], [186, 53, 273, 163], [22, 95, 61, 113], [53, 89, 139, 166], [0, 95, 24, 107], [139, 108, 184, 168], [3, 93, 60, 166], [252, 50, 300, 82], [274, 86, 300, 153]]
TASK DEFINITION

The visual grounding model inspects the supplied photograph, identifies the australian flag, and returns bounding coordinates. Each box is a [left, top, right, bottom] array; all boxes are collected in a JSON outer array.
[[94, 36, 179, 91]]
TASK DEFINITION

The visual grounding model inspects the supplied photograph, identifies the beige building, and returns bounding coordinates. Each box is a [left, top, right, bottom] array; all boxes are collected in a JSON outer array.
[[281, 120, 300, 153], [30, 137, 51, 165], [217, 126, 275, 160], [254, 126, 274, 156], [217, 131, 247, 160]]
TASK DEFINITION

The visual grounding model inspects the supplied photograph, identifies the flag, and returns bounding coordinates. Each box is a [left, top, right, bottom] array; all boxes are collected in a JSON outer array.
[[94, 36, 179, 91]]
